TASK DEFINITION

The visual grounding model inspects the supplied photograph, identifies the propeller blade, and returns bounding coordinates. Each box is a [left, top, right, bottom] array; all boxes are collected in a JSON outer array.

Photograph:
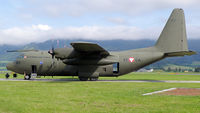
[[48, 45, 55, 59], [7, 49, 39, 52]]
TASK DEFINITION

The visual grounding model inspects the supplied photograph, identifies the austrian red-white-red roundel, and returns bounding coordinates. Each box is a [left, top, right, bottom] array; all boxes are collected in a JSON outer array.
[[129, 57, 135, 63]]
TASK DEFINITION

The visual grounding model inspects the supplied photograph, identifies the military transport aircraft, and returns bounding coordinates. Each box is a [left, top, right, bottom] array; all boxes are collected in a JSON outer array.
[[6, 8, 196, 81]]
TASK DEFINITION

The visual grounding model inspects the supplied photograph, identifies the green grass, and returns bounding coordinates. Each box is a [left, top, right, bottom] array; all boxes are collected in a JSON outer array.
[[0, 67, 6, 70], [107, 72, 200, 81], [0, 72, 200, 113], [0, 81, 199, 113]]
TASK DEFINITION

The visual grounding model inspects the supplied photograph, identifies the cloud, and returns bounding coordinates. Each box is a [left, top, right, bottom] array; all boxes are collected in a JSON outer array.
[[107, 17, 128, 25], [0, 24, 157, 45], [1, 1, 200, 45], [0, 25, 52, 45], [0, 24, 199, 45], [32, 24, 52, 31], [23, 0, 200, 17]]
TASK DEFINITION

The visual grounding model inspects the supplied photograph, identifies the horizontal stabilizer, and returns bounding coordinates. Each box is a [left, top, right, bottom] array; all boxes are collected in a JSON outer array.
[[164, 51, 196, 57]]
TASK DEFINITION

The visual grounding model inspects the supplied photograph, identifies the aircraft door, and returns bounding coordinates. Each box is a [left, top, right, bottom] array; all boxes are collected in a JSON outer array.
[[31, 65, 37, 78], [113, 63, 119, 74], [32, 65, 37, 73]]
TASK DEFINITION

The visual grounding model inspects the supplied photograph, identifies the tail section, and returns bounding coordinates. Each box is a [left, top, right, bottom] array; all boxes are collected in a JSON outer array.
[[155, 8, 191, 54]]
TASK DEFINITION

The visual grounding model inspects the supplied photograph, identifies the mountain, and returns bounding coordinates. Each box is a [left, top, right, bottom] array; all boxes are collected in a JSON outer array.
[[0, 39, 199, 68]]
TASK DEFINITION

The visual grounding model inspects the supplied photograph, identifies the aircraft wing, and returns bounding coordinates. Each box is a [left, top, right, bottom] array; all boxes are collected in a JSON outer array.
[[70, 42, 110, 56]]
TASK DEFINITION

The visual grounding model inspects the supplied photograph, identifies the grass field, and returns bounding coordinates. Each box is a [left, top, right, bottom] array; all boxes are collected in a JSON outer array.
[[0, 67, 6, 70], [0, 72, 200, 113]]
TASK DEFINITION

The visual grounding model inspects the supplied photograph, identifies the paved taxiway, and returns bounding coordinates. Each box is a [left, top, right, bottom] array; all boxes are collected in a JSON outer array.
[[1, 78, 200, 83]]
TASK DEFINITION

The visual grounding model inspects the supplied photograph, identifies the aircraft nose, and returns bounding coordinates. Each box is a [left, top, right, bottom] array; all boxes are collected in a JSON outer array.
[[6, 62, 15, 71]]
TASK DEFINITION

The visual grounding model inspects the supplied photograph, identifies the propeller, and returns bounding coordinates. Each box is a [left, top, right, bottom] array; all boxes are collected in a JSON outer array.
[[48, 44, 55, 59]]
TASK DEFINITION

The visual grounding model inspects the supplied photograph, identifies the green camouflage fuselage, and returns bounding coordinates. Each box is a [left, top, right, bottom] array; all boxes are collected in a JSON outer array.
[[8, 47, 164, 77]]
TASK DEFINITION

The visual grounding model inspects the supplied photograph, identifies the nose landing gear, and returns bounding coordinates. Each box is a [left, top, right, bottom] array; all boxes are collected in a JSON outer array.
[[24, 74, 31, 80], [78, 76, 99, 81], [24, 65, 38, 80]]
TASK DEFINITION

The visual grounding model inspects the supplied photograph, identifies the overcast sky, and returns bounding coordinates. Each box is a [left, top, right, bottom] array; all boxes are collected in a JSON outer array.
[[0, 0, 200, 45]]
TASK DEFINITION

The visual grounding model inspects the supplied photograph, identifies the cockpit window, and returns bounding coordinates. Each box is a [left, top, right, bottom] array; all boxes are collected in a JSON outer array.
[[17, 54, 25, 59], [16, 61, 20, 64]]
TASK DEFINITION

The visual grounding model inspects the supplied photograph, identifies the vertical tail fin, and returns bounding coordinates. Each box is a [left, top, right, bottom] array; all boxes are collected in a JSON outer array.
[[155, 8, 189, 53]]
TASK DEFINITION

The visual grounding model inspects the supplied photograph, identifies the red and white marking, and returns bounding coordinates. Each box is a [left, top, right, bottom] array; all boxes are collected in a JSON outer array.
[[129, 57, 135, 63]]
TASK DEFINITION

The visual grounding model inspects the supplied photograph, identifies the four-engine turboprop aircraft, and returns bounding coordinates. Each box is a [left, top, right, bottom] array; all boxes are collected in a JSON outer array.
[[6, 8, 196, 81]]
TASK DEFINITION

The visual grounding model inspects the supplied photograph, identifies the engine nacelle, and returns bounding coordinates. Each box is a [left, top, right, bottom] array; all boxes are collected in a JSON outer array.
[[53, 47, 79, 59]]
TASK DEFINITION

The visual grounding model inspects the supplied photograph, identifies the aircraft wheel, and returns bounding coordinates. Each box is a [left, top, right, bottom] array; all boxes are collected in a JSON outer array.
[[79, 77, 88, 81], [89, 77, 99, 81], [24, 74, 31, 80]]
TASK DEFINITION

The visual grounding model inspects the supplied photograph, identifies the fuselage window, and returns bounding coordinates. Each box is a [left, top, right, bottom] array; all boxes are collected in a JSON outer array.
[[16, 61, 20, 64], [17, 54, 24, 59]]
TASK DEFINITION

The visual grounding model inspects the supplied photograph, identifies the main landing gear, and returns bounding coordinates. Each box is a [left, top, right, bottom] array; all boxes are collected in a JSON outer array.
[[24, 72, 37, 80], [78, 77, 99, 81], [89, 77, 98, 81]]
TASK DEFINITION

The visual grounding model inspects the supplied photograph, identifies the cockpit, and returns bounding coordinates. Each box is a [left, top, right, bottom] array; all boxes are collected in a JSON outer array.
[[16, 54, 26, 59]]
